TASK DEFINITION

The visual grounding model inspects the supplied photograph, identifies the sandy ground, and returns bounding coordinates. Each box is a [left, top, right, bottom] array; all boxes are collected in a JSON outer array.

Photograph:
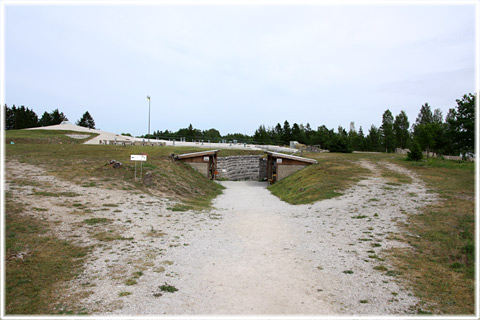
[[4, 159, 436, 316]]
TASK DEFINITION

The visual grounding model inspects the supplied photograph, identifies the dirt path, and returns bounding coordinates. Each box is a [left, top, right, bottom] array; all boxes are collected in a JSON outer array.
[[138, 181, 336, 314], [5, 160, 436, 315]]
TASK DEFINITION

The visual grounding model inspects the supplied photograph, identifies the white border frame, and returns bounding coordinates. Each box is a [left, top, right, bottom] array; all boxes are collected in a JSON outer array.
[[0, 1, 478, 320]]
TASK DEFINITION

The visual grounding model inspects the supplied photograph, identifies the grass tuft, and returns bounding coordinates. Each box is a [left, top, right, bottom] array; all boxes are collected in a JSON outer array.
[[83, 218, 110, 225], [159, 283, 178, 293]]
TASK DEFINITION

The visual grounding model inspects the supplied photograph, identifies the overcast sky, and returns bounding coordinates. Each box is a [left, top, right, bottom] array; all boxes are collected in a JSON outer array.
[[3, 1, 477, 137]]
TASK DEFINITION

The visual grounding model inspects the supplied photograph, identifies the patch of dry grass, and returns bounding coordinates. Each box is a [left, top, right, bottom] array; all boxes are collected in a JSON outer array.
[[389, 158, 475, 314], [5, 194, 89, 315]]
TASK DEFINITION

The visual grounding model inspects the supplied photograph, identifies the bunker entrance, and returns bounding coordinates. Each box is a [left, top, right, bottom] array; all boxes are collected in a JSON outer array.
[[173, 150, 219, 180], [173, 150, 317, 184]]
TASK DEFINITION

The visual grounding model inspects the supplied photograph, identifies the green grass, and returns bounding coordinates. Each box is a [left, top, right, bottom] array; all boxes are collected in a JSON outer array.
[[6, 129, 98, 144], [373, 265, 388, 271], [83, 218, 110, 225], [268, 156, 369, 204], [351, 215, 368, 219], [159, 283, 178, 293], [33, 191, 80, 197], [5, 194, 89, 315], [102, 203, 119, 207], [93, 231, 133, 242]]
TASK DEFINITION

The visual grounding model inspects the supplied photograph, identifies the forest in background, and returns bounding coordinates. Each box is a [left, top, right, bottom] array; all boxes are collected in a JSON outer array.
[[4, 92, 475, 157]]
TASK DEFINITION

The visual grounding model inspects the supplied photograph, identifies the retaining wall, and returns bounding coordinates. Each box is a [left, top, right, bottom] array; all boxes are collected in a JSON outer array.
[[217, 155, 267, 181]]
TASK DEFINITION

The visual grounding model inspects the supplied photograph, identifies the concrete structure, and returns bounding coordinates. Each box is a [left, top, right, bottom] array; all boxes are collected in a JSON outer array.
[[173, 150, 219, 180], [265, 151, 317, 185], [175, 151, 317, 183], [217, 155, 267, 181]]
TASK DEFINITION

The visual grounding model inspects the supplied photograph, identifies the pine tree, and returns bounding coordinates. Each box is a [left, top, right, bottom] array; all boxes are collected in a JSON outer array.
[[76, 111, 96, 129], [5, 104, 15, 130], [7, 105, 39, 129], [380, 109, 395, 153], [50, 109, 68, 125], [415, 103, 434, 126], [393, 110, 410, 149], [282, 120, 292, 145], [39, 111, 53, 126]]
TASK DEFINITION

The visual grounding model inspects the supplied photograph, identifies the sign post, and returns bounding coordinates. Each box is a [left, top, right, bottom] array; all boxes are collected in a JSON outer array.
[[131, 154, 147, 181]]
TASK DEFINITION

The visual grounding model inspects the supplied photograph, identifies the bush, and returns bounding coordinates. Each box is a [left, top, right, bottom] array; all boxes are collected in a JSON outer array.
[[407, 141, 423, 161]]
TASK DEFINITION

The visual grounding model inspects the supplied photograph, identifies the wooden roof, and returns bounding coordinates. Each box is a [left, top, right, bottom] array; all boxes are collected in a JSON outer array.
[[265, 151, 318, 164], [174, 150, 220, 160]]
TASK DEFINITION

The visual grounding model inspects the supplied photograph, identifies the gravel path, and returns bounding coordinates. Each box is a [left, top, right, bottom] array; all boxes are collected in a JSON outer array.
[[5, 159, 436, 315]]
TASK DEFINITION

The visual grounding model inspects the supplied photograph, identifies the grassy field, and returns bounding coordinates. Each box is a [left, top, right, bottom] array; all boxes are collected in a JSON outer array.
[[4, 130, 476, 315]]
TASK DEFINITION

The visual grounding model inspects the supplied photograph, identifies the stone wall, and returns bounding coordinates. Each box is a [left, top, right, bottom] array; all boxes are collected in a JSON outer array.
[[217, 155, 266, 181]]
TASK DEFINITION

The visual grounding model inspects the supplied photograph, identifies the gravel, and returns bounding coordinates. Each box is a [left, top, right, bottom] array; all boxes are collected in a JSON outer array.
[[5, 159, 436, 316]]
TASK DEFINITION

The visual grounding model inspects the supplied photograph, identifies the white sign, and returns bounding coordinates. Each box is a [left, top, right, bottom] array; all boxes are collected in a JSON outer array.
[[203, 156, 209, 161], [131, 155, 147, 161], [277, 158, 283, 164]]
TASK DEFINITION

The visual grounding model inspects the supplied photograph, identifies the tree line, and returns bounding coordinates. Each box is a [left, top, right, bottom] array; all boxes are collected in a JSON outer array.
[[148, 93, 475, 157], [4, 105, 95, 130], [5, 92, 475, 157]]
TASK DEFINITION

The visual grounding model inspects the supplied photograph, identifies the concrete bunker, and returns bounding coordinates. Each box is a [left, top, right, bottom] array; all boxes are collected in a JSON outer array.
[[173, 150, 219, 180], [266, 151, 318, 185], [174, 150, 317, 183]]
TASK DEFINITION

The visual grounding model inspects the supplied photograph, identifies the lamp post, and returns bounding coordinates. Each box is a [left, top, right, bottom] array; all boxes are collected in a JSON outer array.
[[147, 95, 151, 143]]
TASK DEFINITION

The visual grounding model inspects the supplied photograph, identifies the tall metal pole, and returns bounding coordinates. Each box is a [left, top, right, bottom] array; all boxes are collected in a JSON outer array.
[[147, 95, 151, 143]]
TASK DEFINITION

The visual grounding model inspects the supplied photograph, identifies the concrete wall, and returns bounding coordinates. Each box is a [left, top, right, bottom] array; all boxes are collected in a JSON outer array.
[[217, 155, 266, 181], [277, 165, 307, 181], [187, 162, 209, 177]]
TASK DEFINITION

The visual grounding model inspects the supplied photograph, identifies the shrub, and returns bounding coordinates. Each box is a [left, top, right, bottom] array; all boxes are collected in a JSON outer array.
[[407, 141, 423, 161]]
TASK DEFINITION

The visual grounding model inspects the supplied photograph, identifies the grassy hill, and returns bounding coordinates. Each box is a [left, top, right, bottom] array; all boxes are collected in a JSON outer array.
[[6, 129, 99, 144]]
